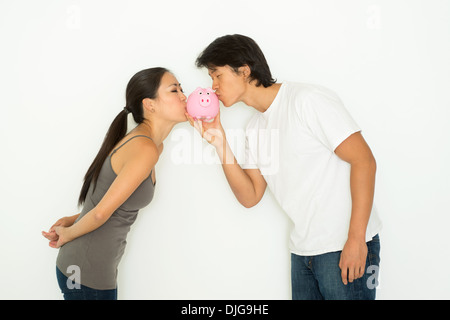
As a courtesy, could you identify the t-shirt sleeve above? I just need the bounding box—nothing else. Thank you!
[297,87,361,152]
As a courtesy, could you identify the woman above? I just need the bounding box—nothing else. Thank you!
[42,67,187,300]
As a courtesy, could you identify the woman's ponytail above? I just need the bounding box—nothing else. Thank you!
[78,108,128,206]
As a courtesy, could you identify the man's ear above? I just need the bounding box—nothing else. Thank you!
[239,65,251,80]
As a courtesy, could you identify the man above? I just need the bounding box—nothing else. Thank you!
[186,34,382,300]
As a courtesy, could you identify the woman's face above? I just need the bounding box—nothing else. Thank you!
[151,72,187,123]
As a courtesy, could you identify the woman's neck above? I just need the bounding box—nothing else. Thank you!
[135,119,175,147]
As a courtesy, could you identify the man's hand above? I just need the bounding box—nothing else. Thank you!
[185,110,226,150]
[339,237,368,285]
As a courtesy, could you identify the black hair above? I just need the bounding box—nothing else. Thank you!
[78,67,168,206]
[196,34,276,88]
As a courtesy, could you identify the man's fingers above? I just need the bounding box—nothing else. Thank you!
[193,120,204,138]
[203,130,215,144]
[185,113,195,126]
[341,265,366,285]
[341,267,348,285]
[348,267,355,283]
[358,265,365,278]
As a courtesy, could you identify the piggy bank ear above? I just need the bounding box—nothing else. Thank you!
[189,87,202,96]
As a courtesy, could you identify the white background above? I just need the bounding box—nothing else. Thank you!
[1,0,449,300]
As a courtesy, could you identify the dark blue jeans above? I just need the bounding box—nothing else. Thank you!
[56,267,117,300]
[291,234,380,300]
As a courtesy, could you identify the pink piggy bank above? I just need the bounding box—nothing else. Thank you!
[186,87,219,122]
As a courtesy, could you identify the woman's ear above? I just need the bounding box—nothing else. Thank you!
[142,98,156,113]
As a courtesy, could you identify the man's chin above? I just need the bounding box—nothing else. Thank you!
[220,100,232,107]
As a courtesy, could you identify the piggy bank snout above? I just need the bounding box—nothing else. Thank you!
[199,93,211,107]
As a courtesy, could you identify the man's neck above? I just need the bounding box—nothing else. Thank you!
[241,83,282,113]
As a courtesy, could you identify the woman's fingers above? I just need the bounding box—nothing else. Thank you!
[42,230,58,241]
[49,240,58,248]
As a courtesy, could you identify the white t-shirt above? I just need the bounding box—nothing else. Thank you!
[242,82,382,256]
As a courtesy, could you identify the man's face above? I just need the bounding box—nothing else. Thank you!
[208,65,247,107]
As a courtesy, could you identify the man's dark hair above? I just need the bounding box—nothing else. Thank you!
[196,34,276,88]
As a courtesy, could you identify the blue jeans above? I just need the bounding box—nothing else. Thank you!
[56,267,117,300]
[291,234,380,300]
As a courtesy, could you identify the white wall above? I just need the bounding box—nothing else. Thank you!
[1,0,449,300]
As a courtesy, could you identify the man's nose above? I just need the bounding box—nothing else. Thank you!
[212,79,219,91]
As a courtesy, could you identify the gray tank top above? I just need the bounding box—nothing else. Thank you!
[56,135,156,290]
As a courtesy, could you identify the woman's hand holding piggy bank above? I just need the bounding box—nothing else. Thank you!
[186,87,219,123]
